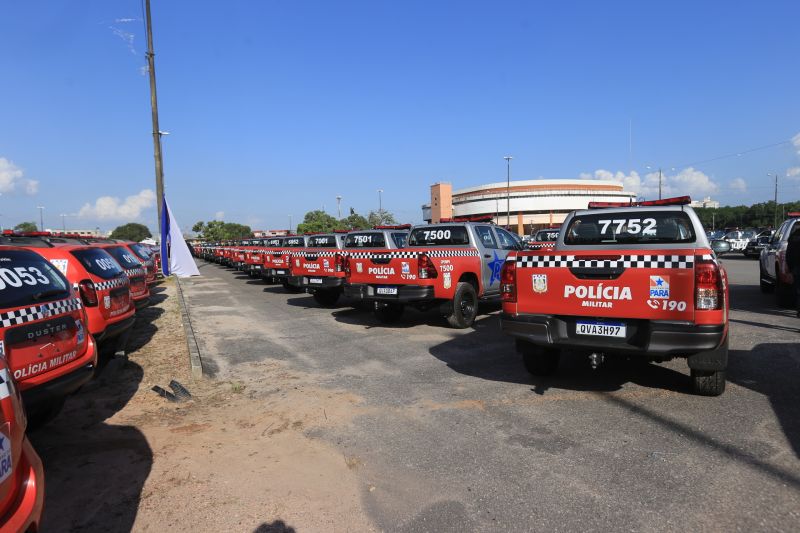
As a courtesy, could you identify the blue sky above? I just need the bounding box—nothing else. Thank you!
[1,0,799,233]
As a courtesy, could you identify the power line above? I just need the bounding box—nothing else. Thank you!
[667,138,793,170]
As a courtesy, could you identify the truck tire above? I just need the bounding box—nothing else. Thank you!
[445,282,478,329]
[690,369,726,396]
[775,268,796,307]
[312,289,340,308]
[281,279,303,293]
[759,265,773,293]
[519,342,559,376]
[375,302,404,323]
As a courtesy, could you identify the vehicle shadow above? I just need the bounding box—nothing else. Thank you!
[727,345,800,458]
[427,316,691,393]
[29,350,152,531]
[253,520,296,533]
[331,301,502,330]
[285,294,357,310]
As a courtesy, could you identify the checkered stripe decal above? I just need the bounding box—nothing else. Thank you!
[516,254,698,269]
[125,267,147,278]
[95,277,130,291]
[427,249,480,258]
[295,250,340,257]
[347,251,417,259]
[0,297,83,328]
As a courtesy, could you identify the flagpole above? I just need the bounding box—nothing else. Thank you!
[145,0,166,235]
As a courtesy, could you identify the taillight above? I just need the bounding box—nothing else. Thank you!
[79,279,98,307]
[418,253,438,279]
[695,258,722,310]
[343,256,351,275]
[500,259,516,302]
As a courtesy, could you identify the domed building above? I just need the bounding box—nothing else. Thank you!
[422,179,637,235]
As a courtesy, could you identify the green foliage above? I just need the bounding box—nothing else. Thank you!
[110,222,152,242]
[14,221,38,233]
[367,209,398,227]
[340,213,370,230]
[297,210,342,233]
[193,220,252,240]
[695,200,800,231]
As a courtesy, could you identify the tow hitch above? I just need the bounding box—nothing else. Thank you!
[589,352,605,370]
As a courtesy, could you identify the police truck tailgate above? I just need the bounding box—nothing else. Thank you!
[513,250,697,321]
[346,250,423,289]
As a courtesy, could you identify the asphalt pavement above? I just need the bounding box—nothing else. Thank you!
[180,255,800,532]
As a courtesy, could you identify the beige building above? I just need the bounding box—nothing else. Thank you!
[422,179,636,235]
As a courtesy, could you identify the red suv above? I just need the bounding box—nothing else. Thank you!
[92,244,151,310]
[0,246,98,418]
[0,357,45,531]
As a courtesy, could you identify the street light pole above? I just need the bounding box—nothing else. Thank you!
[377,189,383,212]
[145,0,166,234]
[658,167,662,200]
[288,215,292,233]
[336,196,342,219]
[37,206,44,231]
[504,156,513,228]
[60,213,67,232]
[771,173,778,229]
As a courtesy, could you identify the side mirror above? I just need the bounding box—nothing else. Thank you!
[711,239,731,255]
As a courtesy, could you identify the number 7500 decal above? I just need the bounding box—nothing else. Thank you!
[647,300,687,311]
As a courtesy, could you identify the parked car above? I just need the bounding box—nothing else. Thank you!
[91,244,151,310]
[759,214,800,306]
[723,230,757,252]
[744,235,771,258]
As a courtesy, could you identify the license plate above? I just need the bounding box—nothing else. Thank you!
[376,286,398,295]
[309,278,323,284]
[253,265,261,269]
[576,322,626,338]
[276,270,286,275]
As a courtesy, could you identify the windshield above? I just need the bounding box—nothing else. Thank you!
[345,232,386,248]
[105,246,143,269]
[307,235,338,248]
[128,243,153,260]
[0,249,70,308]
[534,229,559,242]
[71,248,126,280]
[391,232,408,248]
[408,226,470,246]
[264,238,282,247]
[564,211,696,246]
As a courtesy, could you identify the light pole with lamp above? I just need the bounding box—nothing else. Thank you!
[288,215,293,233]
[59,213,69,232]
[769,173,778,229]
[336,196,342,219]
[36,206,45,231]
[377,189,384,212]
[503,156,513,229]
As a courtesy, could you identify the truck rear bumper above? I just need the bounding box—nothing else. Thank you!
[344,283,435,303]
[500,313,726,357]
[295,276,344,290]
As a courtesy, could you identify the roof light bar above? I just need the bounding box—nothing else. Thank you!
[588,196,691,209]
[373,224,412,230]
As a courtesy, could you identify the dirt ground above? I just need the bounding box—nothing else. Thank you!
[29,279,373,533]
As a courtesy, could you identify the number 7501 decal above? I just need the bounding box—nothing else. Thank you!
[647,299,687,311]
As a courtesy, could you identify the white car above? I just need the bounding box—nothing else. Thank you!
[724,230,756,251]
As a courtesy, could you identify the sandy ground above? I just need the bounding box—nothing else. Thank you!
[30,279,373,533]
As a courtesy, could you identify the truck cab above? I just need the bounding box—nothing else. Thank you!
[344,218,522,328]
[500,196,730,396]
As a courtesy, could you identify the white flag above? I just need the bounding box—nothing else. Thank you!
[160,196,200,277]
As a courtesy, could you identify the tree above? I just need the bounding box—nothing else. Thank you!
[110,222,152,242]
[297,210,342,233]
[14,222,38,233]
[192,220,252,240]
[340,213,370,230]
[368,209,398,227]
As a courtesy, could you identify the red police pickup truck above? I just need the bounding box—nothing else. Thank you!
[286,232,347,306]
[500,197,730,396]
[344,218,522,328]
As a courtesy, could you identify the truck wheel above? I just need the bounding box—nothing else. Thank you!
[313,289,340,308]
[775,269,796,307]
[281,280,303,293]
[446,282,478,329]
[690,369,726,396]
[375,302,404,323]
[519,342,559,376]
[759,265,773,293]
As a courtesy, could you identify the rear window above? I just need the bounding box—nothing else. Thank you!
[0,249,70,308]
[307,235,337,248]
[283,237,305,247]
[71,248,126,280]
[409,226,470,246]
[564,211,696,245]
[345,232,386,248]
[534,229,559,242]
[265,238,283,247]
[105,246,143,269]
[128,243,153,260]
[391,232,408,248]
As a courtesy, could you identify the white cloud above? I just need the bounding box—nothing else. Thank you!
[581,167,719,199]
[793,132,800,155]
[78,189,156,220]
[787,167,800,178]
[0,157,39,195]
[729,178,747,193]
[214,211,225,221]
